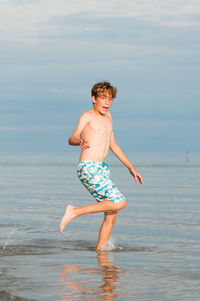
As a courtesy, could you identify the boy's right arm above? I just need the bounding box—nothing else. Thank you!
[68,112,90,149]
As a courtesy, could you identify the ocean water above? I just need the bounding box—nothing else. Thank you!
[0,152,200,301]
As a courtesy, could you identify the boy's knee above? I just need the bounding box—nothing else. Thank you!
[117,200,126,210]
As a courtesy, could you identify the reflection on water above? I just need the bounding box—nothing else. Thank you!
[60,251,125,300]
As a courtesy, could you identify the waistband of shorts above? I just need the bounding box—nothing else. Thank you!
[78,160,108,167]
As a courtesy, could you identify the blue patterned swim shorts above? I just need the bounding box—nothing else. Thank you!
[77,160,126,203]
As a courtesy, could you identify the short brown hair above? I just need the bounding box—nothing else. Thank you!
[91,81,117,99]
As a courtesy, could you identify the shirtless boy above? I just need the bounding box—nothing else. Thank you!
[60,81,143,251]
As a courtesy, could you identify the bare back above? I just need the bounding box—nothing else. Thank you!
[80,110,112,162]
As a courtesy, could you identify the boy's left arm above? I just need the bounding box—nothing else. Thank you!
[110,131,144,184]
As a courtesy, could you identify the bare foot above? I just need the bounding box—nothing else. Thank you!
[60,205,76,233]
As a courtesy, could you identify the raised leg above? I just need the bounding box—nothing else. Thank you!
[96,211,118,251]
[60,200,126,233]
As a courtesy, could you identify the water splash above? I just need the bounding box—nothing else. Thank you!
[3,225,17,251]
[102,237,123,251]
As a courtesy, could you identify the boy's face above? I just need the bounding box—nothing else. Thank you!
[92,93,113,115]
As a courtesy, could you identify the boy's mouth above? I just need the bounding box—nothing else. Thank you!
[102,106,109,110]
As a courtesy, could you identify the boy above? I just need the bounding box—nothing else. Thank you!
[60,81,143,251]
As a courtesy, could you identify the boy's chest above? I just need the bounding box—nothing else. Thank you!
[88,116,112,134]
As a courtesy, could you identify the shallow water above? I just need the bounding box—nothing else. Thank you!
[0,152,200,300]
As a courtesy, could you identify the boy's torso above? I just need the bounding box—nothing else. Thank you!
[80,110,112,162]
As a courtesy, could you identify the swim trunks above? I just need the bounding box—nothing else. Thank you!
[77,160,126,203]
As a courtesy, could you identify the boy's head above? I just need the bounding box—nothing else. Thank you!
[91,81,117,103]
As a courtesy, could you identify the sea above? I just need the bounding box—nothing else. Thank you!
[0,152,200,301]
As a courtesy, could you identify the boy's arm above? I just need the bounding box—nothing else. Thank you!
[110,131,144,184]
[68,112,90,150]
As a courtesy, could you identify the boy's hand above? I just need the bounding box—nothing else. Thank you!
[80,138,90,150]
[129,167,144,184]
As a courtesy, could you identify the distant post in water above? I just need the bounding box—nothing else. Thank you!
[186,151,189,162]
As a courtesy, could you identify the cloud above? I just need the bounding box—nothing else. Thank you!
[0,0,200,41]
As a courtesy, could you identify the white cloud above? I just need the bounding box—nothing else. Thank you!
[0,0,200,41]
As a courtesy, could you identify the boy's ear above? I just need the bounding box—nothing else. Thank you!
[92,96,96,104]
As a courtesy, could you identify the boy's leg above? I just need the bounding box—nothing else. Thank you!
[96,211,118,251]
[60,200,126,233]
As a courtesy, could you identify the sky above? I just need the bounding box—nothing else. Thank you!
[0,0,200,152]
